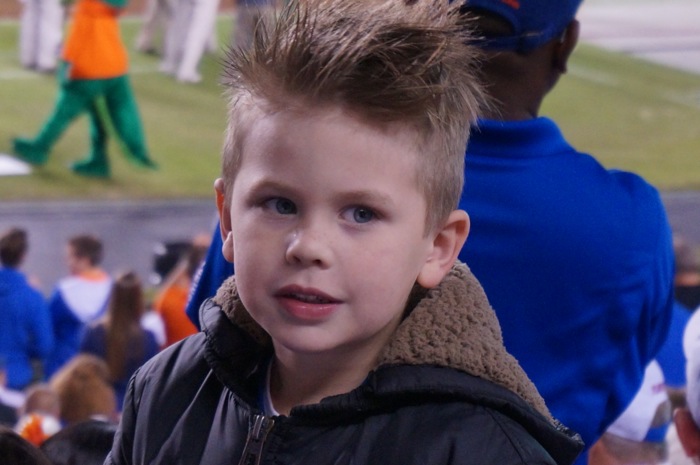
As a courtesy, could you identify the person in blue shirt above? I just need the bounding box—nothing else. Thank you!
[45,234,112,378]
[0,228,53,390]
[184,223,227,328]
[656,300,692,408]
[455,0,674,462]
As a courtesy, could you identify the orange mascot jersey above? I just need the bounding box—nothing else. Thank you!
[62,0,128,80]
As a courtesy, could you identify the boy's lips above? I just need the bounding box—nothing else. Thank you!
[274,285,341,320]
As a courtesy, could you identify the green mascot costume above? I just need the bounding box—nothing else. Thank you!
[13,0,157,178]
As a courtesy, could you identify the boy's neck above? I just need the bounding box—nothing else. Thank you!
[269,349,377,415]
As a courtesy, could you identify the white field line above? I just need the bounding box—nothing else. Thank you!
[568,63,700,111]
[0,63,160,80]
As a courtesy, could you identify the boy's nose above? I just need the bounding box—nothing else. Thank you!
[285,225,332,268]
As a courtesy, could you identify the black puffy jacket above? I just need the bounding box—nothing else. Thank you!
[107,264,583,465]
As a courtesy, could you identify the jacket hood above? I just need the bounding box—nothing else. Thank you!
[213,262,550,418]
[208,262,583,464]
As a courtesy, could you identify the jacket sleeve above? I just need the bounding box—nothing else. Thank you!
[185,223,233,330]
[106,371,140,465]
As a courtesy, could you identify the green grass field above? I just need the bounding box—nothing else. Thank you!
[544,45,700,190]
[1,16,699,201]
[0,17,233,201]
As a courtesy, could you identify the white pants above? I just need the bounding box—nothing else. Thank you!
[18,0,64,71]
[160,0,220,82]
[135,0,175,53]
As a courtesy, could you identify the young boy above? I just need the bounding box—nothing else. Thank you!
[106,1,583,464]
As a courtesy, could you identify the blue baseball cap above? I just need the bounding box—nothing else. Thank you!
[458,0,583,52]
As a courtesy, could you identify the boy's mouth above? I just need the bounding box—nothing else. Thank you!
[275,286,340,304]
[287,293,332,304]
[275,285,341,320]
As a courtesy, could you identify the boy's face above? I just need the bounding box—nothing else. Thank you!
[216,106,463,363]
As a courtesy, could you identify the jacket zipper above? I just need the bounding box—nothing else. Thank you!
[237,414,275,465]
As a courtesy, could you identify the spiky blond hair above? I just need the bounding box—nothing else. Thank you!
[221,0,484,232]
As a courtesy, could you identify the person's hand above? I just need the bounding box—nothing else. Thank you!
[675,408,700,464]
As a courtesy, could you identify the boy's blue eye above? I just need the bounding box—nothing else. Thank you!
[275,198,297,214]
[265,198,297,215]
[352,207,374,224]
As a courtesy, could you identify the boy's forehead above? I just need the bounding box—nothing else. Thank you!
[239,95,421,143]
[239,103,424,165]
[238,92,423,133]
[225,96,431,209]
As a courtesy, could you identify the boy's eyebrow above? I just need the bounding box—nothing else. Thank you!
[247,179,294,195]
[248,179,396,208]
[333,189,396,209]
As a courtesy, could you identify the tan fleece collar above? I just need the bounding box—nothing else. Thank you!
[212,262,551,421]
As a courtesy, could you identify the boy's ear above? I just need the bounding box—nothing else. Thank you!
[674,408,700,458]
[416,210,470,289]
[214,178,235,263]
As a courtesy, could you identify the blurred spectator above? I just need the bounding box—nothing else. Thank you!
[140,309,166,349]
[588,360,671,465]
[0,425,52,465]
[48,354,117,426]
[151,240,191,286]
[18,0,64,73]
[134,0,174,55]
[685,307,700,358]
[0,404,16,428]
[656,300,692,410]
[0,358,23,427]
[674,235,700,311]
[40,419,117,465]
[15,384,62,447]
[454,2,674,462]
[45,234,112,378]
[79,272,159,410]
[0,227,54,390]
[153,234,209,347]
[673,307,700,464]
[184,223,230,328]
[160,0,220,83]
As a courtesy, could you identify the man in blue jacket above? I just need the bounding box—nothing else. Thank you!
[456,0,674,462]
[0,228,53,390]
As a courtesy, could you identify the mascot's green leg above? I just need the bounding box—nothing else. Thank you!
[70,99,110,178]
[13,75,93,166]
[105,76,158,169]
[12,137,49,165]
